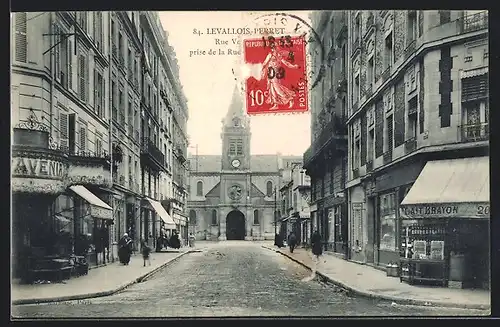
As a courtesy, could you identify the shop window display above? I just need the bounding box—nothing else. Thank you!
[379,192,396,251]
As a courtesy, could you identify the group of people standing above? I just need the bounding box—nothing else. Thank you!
[117,231,184,267]
[274,230,323,258]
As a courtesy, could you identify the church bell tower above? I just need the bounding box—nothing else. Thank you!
[221,86,251,171]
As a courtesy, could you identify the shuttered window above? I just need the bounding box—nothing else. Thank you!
[386,115,394,153]
[95,137,103,157]
[79,126,87,152]
[78,54,87,101]
[15,13,27,63]
[360,114,367,166]
[461,74,488,102]
[68,40,73,90]
[375,99,384,158]
[59,112,69,150]
[394,78,406,147]
[94,70,104,118]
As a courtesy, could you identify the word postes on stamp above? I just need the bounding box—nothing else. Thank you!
[243,35,308,115]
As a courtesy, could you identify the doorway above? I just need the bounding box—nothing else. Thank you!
[226,210,246,240]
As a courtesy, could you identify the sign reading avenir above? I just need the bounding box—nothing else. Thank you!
[400,202,490,219]
[12,157,66,179]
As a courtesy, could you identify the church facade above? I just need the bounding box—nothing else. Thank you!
[187,87,302,241]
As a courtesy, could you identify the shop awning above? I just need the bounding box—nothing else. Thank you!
[69,185,113,220]
[400,157,489,219]
[144,198,176,229]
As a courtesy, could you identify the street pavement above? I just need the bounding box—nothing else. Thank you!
[264,246,491,311]
[12,242,488,318]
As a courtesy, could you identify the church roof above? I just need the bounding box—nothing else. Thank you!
[223,85,249,128]
[205,182,221,197]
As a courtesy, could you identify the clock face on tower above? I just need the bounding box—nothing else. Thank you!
[231,159,241,168]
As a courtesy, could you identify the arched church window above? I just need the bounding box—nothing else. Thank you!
[266,181,273,197]
[189,210,197,225]
[211,209,217,225]
[253,210,260,225]
[196,181,203,196]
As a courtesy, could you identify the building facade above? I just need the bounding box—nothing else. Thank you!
[304,11,349,257]
[11,11,188,282]
[344,10,489,288]
[187,87,301,241]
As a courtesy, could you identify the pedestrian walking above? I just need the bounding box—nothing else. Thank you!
[141,240,152,267]
[288,231,297,253]
[311,230,323,274]
[274,233,284,248]
[118,233,133,265]
[188,232,196,247]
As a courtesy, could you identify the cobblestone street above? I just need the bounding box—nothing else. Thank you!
[12,242,488,318]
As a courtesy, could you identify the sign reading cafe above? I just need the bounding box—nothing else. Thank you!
[401,202,490,219]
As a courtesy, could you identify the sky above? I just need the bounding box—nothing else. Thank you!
[158,11,312,156]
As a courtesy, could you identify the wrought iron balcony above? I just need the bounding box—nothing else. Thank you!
[366,160,373,173]
[459,123,489,143]
[404,137,417,154]
[460,11,488,34]
[176,145,186,163]
[141,137,166,172]
[303,115,348,168]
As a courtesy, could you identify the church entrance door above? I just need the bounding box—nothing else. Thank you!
[226,210,246,240]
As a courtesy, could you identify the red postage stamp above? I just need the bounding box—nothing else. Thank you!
[243,35,308,115]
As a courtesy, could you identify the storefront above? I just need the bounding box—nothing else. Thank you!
[399,157,490,289]
[172,210,188,244]
[142,197,176,248]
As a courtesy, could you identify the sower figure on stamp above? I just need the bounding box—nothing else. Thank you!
[260,43,299,109]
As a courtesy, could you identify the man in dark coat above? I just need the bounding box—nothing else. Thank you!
[311,230,323,258]
[169,232,181,249]
[274,233,284,248]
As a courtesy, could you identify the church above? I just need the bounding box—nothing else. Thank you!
[186,87,302,241]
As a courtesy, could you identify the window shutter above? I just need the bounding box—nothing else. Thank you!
[360,114,367,166]
[59,112,69,150]
[375,99,384,158]
[15,13,27,63]
[68,40,73,90]
[94,69,98,110]
[461,74,488,102]
[85,57,89,103]
[79,126,87,152]
[101,77,106,118]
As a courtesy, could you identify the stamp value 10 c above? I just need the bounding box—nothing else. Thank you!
[243,35,309,115]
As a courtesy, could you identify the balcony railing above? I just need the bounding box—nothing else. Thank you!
[459,123,489,142]
[404,40,416,60]
[383,150,392,165]
[176,145,186,163]
[304,115,347,167]
[404,137,417,154]
[366,160,373,173]
[141,137,165,170]
[460,11,488,34]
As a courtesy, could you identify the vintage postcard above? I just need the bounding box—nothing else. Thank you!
[11,10,491,319]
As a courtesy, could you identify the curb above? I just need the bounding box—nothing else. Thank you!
[262,246,490,311]
[12,250,193,305]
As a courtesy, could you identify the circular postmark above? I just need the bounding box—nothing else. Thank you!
[231,12,325,115]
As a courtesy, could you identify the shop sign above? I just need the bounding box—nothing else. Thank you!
[91,205,112,220]
[400,202,490,219]
[12,157,67,180]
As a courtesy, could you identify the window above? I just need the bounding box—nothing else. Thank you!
[94,70,104,118]
[367,57,374,90]
[384,33,393,69]
[293,192,298,210]
[461,100,488,141]
[385,114,394,153]
[407,11,417,44]
[379,192,396,251]
[128,100,133,134]
[367,128,375,162]
[119,89,125,125]
[93,12,103,51]
[95,137,102,156]
[78,53,88,101]
[189,210,197,225]
[340,44,346,75]
[111,81,117,121]
[407,96,418,139]
[128,48,133,75]
[14,13,27,63]
[266,181,273,197]
[354,139,361,168]
[196,181,203,196]
[354,75,360,104]
[59,111,69,150]
[79,125,87,153]
[253,210,260,225]
[211,210,217,225]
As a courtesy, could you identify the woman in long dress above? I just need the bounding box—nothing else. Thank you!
[118,233,132,265]
[261,46,300,109]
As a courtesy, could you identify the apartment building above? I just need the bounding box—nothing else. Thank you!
[345,10,489,288]
[303,11,349,257]
[11,11,189,281]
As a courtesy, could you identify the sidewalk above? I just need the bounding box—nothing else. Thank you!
[263,246,490,311]
[11,250,193,305]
